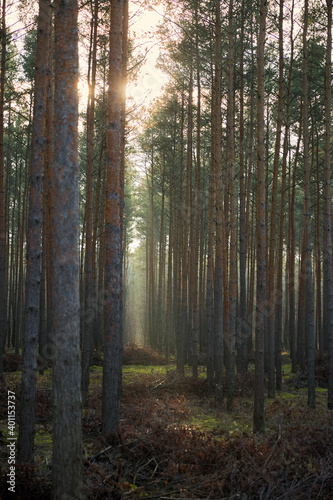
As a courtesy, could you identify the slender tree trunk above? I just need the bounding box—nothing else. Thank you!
[176,92,185,371]
[266,0,284,399]
[324,0,333,410]
[102,0,124,436]
[18,0,50,462]
[158,158,166,351]
[43,20,54,370]
[227,0,236,410]
[253,0,268,434]
[148,152,156,348]
[82,0,99,396]
[289,111,301,373]
[315,141,322,358]
[302,0,315,409]
[273,0,285,392]
[237,0,247,374]
[192,2,201,377]
[206,71,216,389]
[213,0,223,404]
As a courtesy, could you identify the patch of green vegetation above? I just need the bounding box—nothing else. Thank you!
[315,387,327,394]
[35,428,53,447]
[122,364,170,382]
[4,371,21,387]
[188,401,252,436]
[281,363,294,376]
[278,390,303,400]
[90,365,103,373]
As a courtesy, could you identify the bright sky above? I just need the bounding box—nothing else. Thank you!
[127,1,168,109]
[6,0,168,113]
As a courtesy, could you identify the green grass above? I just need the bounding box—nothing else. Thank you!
[122,364,171,381]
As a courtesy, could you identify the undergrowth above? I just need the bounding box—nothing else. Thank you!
[0,345,333,499]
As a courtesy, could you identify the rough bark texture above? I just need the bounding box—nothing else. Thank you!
[18,0,50,462]
[253,0,268,435]
[52,0,83,496]
[102,0,124,437]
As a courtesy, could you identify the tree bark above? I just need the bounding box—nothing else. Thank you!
[102,0,124,436]
[227,0,236,410]
[324,0,333,410]
[52,0,83,495]
[237,0,247,374]
[253,0,268,435]
[302,0,315,409]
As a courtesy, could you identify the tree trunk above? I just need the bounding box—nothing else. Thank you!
[102,0,124,436]
[192,2,201,377]
[324,0,333,410]
[82,0,99,396]
[237,0,247,374]
[213,0,223,404]
[266,0,284,399]
[302,0,315,409]
[52,0,83,495]
[273,0,285,393]
[253,0,268,435]
[227,0,236,410]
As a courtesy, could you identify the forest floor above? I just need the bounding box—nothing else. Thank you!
[0,346,333,499]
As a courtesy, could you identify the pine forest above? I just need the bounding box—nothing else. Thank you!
[0,0,333,498]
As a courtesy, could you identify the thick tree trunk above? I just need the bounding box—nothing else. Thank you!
[102,0,124,436]
[52,0,83,495]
